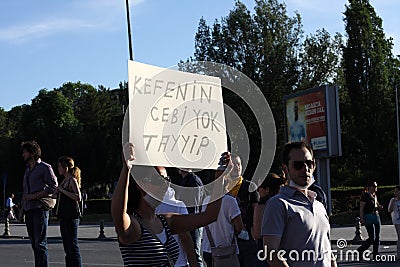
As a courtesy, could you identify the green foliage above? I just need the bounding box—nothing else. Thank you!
[298,29,344,90]
[2,0,400,191]
[0,108,6,138]
[339,0,398,184]
[330,185,396,225]
[184,0,348,177]
[0,82,127,193]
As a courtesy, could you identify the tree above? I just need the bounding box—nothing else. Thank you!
[0,108,6,138]
[194,18,211,62]
[298,29,343,90]
[342,0,396,182]
[20,89,78,161]
[185,0,342,173]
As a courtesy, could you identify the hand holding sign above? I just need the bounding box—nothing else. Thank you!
[127,61,227,170]
[123,143,136,169]
[215,151,233,180]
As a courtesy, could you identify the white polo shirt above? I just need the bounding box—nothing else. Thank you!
[262,186,332,267]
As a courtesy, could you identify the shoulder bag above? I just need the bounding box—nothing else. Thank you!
[38,195,57,210]
[205,225,240,267]
[364,213,380,225]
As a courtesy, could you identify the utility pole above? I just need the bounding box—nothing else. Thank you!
[125,0,134,61]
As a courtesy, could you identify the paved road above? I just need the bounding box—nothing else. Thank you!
[0,221,398,266]
[0,238,123,266]
[0,221,122,266]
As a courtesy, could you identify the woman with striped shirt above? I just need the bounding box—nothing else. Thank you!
[112,144,228,266]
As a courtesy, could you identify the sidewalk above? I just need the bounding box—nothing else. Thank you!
[0,221,117,240]
[2,221,397,245]
[331,224,398,246]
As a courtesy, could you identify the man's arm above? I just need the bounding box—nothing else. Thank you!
[179,231,198,267]
[263,235,289,267]
[252,203,263,240]
[38,163,58,198]
[232,214,244,235]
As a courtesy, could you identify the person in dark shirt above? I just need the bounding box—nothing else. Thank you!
[21,140,58,267]
[357,181,382,259]
[252,173,285,267]
[112,144,228,267]
[178,169,205,267]
[56,156,83,267]
[227,155,258,267]
[309,181,328,210]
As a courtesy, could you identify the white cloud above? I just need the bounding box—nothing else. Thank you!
[0,0,148,44]
[0,18,95,44]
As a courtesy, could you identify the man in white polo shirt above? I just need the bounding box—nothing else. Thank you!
[261,141,337,267]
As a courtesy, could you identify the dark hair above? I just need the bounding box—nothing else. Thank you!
[259,173,285,196]
[362,180,377,194]
[58,156,81,188]
[281,141,314,166]
[395,185,400,190]
[21,140,41,160]
[126,165,165,213]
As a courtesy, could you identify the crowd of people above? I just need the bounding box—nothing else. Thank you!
[109,141,339,267]
[2,139,400,266]
[20,140,83,267]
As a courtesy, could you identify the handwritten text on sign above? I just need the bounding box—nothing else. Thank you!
[127,61,227,169]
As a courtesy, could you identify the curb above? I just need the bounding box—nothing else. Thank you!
[0,235,117,242]
[331,239,397,246]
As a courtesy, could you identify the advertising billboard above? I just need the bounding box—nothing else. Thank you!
[284,85,341,158]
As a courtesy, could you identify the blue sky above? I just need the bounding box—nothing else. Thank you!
[1,0,399,111]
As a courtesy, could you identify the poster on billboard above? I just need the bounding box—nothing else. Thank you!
[127,60,228,169]
[284,85,341,158]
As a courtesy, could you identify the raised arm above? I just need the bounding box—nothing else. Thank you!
[166,177,224,234]
[111,144,141,245]
[165,152,231,234]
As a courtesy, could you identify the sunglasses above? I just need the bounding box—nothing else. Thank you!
[291,160,315,170]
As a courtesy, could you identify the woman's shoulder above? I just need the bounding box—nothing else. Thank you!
[361,192,372,200]
[223,193,236,201]
[223,194,239,206]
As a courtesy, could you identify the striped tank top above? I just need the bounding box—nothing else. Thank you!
[119,214,180,266]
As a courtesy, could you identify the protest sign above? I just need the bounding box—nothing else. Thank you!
[127,61,227,169]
